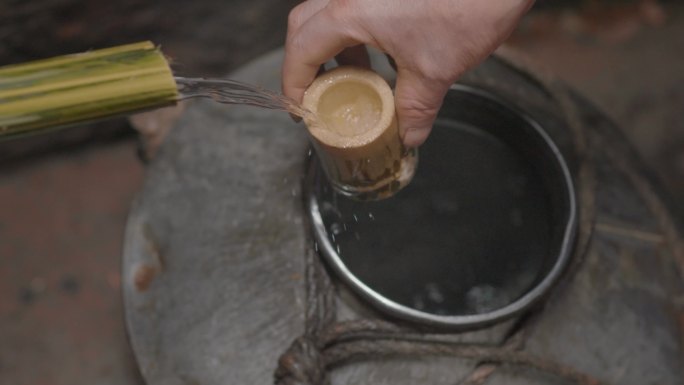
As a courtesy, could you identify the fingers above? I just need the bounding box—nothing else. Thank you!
[394,69,450,148]
[286,0,329,38]
[335,45,371,68]
[283,6,360,103]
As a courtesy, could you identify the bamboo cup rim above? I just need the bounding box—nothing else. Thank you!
[302,66,396,149]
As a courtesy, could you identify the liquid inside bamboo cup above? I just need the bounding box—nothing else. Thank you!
[302,66,417,201]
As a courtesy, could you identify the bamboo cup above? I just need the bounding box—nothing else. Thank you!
[302,66,417,201]
[0,41,178,140]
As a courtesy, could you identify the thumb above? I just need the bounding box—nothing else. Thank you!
[394,69,449,148]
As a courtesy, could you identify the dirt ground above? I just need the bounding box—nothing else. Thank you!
[0,1,682,384]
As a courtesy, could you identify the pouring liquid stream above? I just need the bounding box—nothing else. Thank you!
[174,74,414,201]
[174,76,317,123]
[175,76,396,143]
[174,76,366,134]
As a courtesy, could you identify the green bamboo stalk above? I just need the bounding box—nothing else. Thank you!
[0,41,179,140]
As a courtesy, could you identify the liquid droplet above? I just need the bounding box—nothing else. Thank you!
[330,222,343,235]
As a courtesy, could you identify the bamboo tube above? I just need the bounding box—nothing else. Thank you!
[303,66,417,200]
[0,41,178,140]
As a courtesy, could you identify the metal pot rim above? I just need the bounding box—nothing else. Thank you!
[305,83,578,330]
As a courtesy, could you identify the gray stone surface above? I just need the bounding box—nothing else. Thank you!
[123,50,309,385]
[123,49,684,384]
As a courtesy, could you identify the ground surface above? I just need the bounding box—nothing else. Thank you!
[0,1,682,384]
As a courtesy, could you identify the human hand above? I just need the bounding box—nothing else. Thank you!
[282,0,534,147]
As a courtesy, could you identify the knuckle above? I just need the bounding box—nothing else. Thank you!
[330,0,352,12]
[396,95,441,119]
[327,0,355,22]
[413,57,452,84]
[287,4,307,31]
[286,32,306,55]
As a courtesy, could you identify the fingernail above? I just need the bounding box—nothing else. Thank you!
[401,127,427,148]
[290,113,302,123]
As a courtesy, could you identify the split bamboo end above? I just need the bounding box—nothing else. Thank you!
[0,41,178,140]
